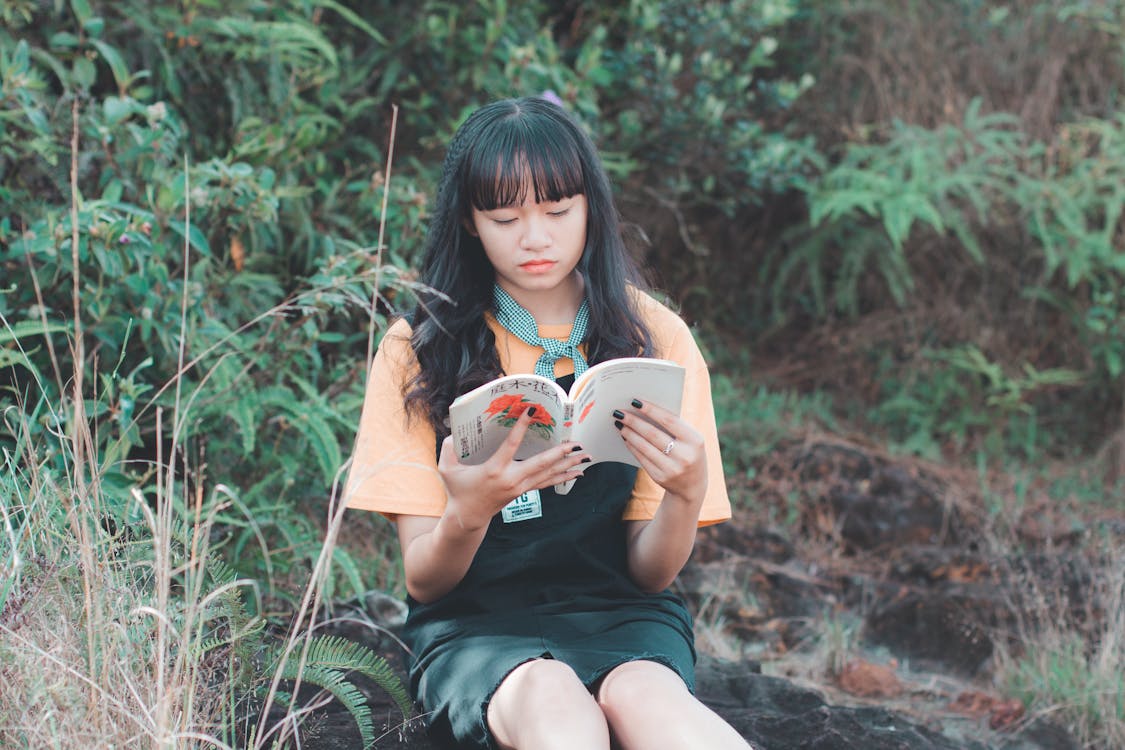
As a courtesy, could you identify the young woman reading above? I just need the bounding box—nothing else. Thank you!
[346,96,751,750]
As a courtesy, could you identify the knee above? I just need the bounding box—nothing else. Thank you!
[511,659,586,704]
[597,659,687,714]
[519,661,589,701]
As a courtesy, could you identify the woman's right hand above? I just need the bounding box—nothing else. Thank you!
[438,406,590,532]
[399,408,589,603]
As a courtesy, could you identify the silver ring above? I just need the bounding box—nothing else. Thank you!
[663,439,676,455]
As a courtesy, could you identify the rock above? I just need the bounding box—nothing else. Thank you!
[677,553,833,654]
[999,717,1083,750]
[864,588,994,676]
[365,590,409,628]
[695,522,797,564]
[787,441,974,554]
[695,655,988,750]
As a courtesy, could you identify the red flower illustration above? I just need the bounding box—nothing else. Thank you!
[507,400,555,426]
[485,394,524,417]
[529,406,555,427]
[484,394,556,437]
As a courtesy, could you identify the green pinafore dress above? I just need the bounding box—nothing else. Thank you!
[403,377,698,750]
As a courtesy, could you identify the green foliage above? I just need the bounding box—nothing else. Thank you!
[779,100,1024,317]
[1025,114,1125,383]
[869,345,1081,460]
[353,0,604,160]
[711,369,838,483]
[591,0,819,221]
[0,0,422,593]
[742,0,1125,460]
[776,81,1125,456]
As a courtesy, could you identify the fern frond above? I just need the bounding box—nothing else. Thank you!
[272,660,376,748]
[263,634,412,749]
[301,635,412,718]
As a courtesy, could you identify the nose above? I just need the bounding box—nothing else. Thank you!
[519,215,551,250]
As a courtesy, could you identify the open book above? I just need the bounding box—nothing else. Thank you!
[449,358,685,493]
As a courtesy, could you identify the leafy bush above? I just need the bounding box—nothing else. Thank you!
[0,0,426,592]
[580,0,821,306]
[776,100,1024,318]
[3,0,1123,562]
[773,63,1125,457]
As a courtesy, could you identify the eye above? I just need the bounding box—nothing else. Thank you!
[492,217,517,226]
[548,207,571,218]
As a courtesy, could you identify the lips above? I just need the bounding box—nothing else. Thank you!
[520,260,557,274]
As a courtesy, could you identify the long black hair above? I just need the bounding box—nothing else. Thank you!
[404,96,653,435]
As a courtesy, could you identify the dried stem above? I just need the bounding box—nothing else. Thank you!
[365,103,399,378]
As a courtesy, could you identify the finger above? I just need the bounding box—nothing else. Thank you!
[531,459,591,491]
[617,415,704,470]
[613,405,674,450]
[489,404,539,464]
[625,397,679,431]
[514,438,585,473]
[616,419,671,469]
[437,434,460,468]
[523,443,590,486]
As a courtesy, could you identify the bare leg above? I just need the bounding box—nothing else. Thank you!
[487,658,611,750]
[596,660,752,750]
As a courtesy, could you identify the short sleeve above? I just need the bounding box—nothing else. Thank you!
[344,318,447,519]
[621,298,731,527]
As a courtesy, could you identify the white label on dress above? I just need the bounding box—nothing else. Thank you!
[501,489,542,523]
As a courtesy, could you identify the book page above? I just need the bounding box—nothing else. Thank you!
[449,376,568,464]
[569,359,685,466]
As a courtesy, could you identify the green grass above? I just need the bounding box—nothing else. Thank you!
[996,557,1124,748]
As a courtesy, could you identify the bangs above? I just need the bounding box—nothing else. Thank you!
[465,116,586,210]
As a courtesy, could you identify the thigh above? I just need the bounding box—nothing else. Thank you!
[487,659,607,750]
[596,660,751,750]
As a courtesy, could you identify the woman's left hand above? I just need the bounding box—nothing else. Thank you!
[613,399,707,505]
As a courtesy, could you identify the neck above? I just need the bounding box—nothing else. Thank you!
[500,273,585,325]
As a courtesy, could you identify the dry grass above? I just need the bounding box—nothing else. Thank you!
[0,449,236,748]
[991,535,1125,749]
[0,368,387,749]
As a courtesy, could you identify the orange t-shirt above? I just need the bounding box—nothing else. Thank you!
[344,291,731,526]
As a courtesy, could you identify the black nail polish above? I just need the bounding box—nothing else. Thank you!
[612,409,625,420]
[614,420,623,430]
[571,445,582,452]
[527,406,537,417]
[631,398,643,409]
[581,457,591,463]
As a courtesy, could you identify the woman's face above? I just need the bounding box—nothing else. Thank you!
[470,190,587,306]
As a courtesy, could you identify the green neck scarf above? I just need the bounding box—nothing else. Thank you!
[492,285,590,380]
